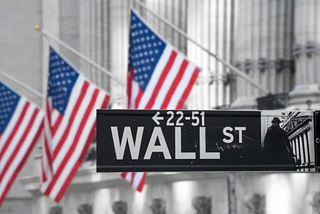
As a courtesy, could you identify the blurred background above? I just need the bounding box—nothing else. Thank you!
[1,0,320,213]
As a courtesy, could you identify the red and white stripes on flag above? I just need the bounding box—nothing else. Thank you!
[40,47,110,202]
[121,172,146,192]
[124,11,200,192]
[128,44,199,110]
[0,83,44,207]
[128,45,199,109]
[127,10,199,110]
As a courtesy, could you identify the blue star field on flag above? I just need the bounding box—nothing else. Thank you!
[0,82,20,134]
[128,11,166,91]
[47,47,79,115]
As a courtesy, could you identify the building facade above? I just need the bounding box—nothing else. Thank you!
[1,0,320,214]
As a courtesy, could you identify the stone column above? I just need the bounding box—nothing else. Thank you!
[59,0,79,68]
[231,0,295,109]
[92,189,114,214]
[186,0,234,109]
[290,0,320,109]
[109,0,129,109]
[231,0,257,109]
[34,0,61,210]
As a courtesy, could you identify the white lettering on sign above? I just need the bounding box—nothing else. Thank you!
[199,127,220,159]
[111,126,144,160]
[111,126,222,160]
[144,127,172,159]
[175,127,196,159]
[152,111,164,125]
[151,111,205,126]
[176,111,184,126]
[222,126,234,143]
[222,126,246,143]
[235,127,246,143]
[166,111,175,126]
[191,111,200,126]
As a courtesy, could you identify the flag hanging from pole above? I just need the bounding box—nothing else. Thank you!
[127,10,199,109]
[124,10,199,191]
[40,47,110,202]
[121,172,146,192]
[0,81,44,207]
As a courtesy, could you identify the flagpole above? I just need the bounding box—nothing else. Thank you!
[126,0,132,109]
[132,0,270,95]
[0,69,45,99]
[39,30,126,87]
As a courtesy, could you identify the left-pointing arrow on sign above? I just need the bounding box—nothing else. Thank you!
[152,111,164,125]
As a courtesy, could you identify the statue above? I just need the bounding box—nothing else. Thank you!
[112,201,127,214]
[149,198,166,214]
[49,206,62,214]
[244,194,265,214]
[78,204,92,214]
[192,196,211,214]
[311,192,320,214]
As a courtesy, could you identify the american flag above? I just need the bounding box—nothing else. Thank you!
[124,10,199,191]
[0,81,44,207]
[127,10,199,109]
[40,47,110,202]
[121,172,147,192]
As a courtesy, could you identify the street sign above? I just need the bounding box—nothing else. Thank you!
[97,110,319,172]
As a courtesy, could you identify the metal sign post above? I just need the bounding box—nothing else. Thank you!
[97,110,319,172]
